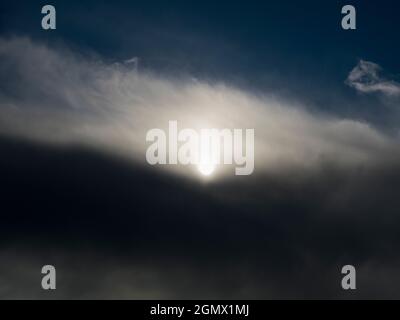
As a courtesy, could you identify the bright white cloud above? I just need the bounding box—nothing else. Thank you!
[0,37,398,179]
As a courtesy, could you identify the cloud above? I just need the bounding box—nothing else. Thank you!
[2,38,400,298]
[2,136,400,299]
[0,37,398,180]
[346,59,400,96]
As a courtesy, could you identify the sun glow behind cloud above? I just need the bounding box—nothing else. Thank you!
[0,37,398,181]
[197,144,216,176]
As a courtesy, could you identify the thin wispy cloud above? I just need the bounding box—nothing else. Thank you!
[346,59,400,96]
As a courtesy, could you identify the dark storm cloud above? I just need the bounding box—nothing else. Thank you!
[1,134,400,299]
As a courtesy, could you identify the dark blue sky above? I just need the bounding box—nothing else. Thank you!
[1,0,399,122]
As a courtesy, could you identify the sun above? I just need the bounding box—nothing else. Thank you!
[197,162,215,176]
[197,146,216,176]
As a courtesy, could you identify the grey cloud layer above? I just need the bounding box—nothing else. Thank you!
[2,138,400,299]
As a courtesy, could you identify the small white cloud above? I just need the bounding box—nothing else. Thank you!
[346,60,400,96]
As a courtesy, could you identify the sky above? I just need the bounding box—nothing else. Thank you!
[1,0,400,299]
